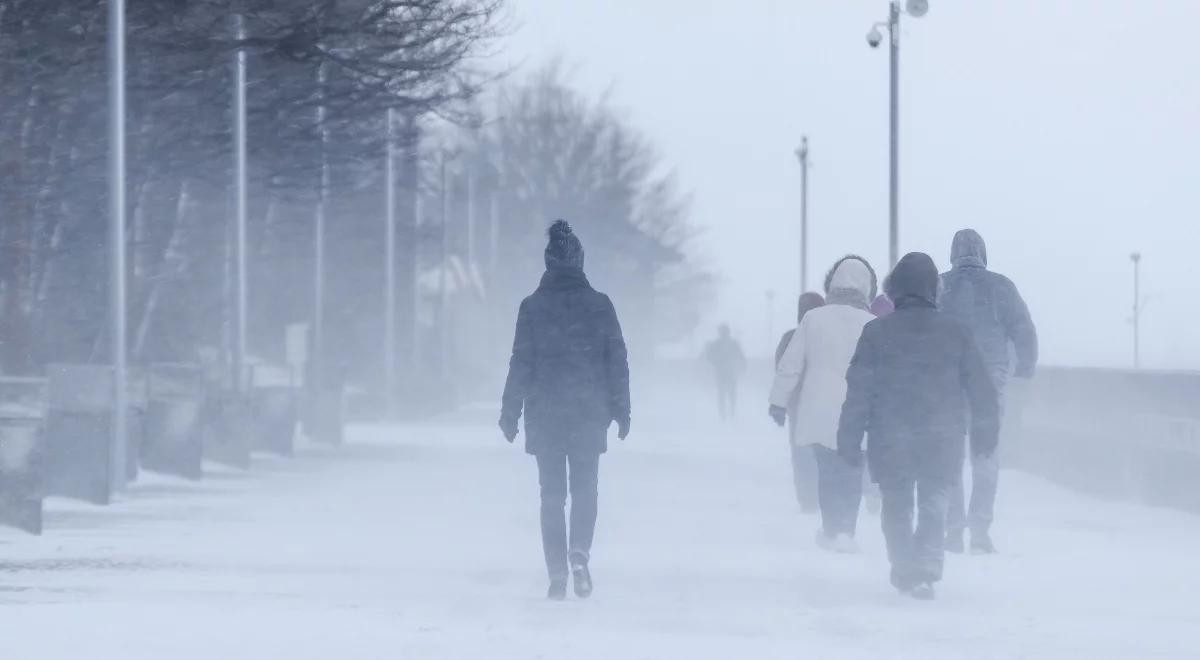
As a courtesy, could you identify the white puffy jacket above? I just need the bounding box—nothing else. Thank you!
[769,259,875,448]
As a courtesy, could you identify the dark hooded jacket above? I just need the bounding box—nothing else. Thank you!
[500,256,630,456]
[939,230,1038,380]
[837,252,1000,483]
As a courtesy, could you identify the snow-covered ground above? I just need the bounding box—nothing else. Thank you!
[3,385,1199,659]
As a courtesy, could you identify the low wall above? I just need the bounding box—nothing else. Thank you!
[1009,367,1200,513]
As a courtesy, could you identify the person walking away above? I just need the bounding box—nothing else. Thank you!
[939,229,1038,554]
[837,252,999,600]
[774,292,825,512]
[705,324,746,421]
[500,220,631,601]
[769,256,877,552]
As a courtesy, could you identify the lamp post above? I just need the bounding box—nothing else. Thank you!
[794,136,810,293]
[867,0,928,270]
[384,108,397,418]
[108,0,128,490]
[233,13,248,392]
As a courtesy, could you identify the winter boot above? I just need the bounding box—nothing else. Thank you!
[909,582,936,601]
[945,529,965,554]
[815,529,838,552]
[971,530,997,555]
[569,552,593,599]
[831,534,861,554]
[547,577,568,601]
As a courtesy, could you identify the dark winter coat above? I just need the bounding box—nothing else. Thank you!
[501,267,631,456]
[837,252,1000,484]
[939,230,1038,380]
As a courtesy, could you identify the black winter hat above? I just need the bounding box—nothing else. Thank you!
[884,252,939,305]
[544,219,585,270]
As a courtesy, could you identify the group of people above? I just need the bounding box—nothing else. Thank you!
[768,230,1037,599]
[499,219,1036,603]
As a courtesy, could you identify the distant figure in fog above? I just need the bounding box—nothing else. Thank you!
[500,220,631,601]
[774,292,825,512]
[837,252,999,600]
[939,229,1038,555]
[769,256,876,553]
[705,324,746,420]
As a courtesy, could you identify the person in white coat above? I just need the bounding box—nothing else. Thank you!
[769,256,877,553]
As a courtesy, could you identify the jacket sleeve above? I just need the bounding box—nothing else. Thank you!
[500,299,535,426]
[602,296,631,424]
[768,317,809,409]
[774,330,794,368]
[837,325,876,457]
[961,331,1001,457]
[998,278,1038,378]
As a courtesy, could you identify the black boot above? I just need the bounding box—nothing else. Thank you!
[570,552,593,599]
[970,530,997,555]
[909,582,936,601]
[547,577,568,601]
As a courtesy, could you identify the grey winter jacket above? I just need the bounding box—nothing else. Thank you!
[838,252,1000,484]
[501,267,631,456]
[939,230,1038,380]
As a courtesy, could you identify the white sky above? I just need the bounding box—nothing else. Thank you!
[500,0,1200,369]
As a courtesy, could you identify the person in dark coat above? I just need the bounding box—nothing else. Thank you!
[939,229,1038,554]
[500,220,631,601]
[775,292,826,511]
[705,324,746,420]
[837,252,999,600]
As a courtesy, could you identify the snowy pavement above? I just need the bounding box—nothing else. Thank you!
[3,403,1200,659]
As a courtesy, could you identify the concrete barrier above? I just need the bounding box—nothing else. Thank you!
[250,364,298,457]
[0,377,47,534]
[141,364,207,479]
[1011,367,1200,513]
[44,365,122,504]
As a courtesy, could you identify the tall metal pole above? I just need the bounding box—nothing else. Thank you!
[888,0,900,271]
[796,136,810,292]
[108,0,128,490]
[233,14,248,392]
[1132,252,1141,369]
[384,108,397,418]
[313,63,328,396]
[439,153,450,377]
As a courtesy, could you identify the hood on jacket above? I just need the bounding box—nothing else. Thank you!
[950,229,988,269]
[544,219,585,270]
[823,255,877,307]
[885,252,939,308]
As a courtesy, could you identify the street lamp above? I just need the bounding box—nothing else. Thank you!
[867,0,928,270]
[794,137,810,293]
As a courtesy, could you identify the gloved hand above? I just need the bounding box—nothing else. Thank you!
[1014,363,1035,380]
[769,405,787,428]
[498,417,518,443]
[616,417,630,440]
[839,447,864,468]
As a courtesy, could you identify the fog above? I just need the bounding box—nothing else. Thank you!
[2,2,1199,659]
[505,0,1200,368]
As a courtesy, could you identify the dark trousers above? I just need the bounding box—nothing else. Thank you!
[789,443,818,510]
[716,377,737,420]
[879,476,951,587]
[812,445,863,537]
[536,453,600,580]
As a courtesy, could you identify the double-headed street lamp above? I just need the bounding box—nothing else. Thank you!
[867,0,928,271]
